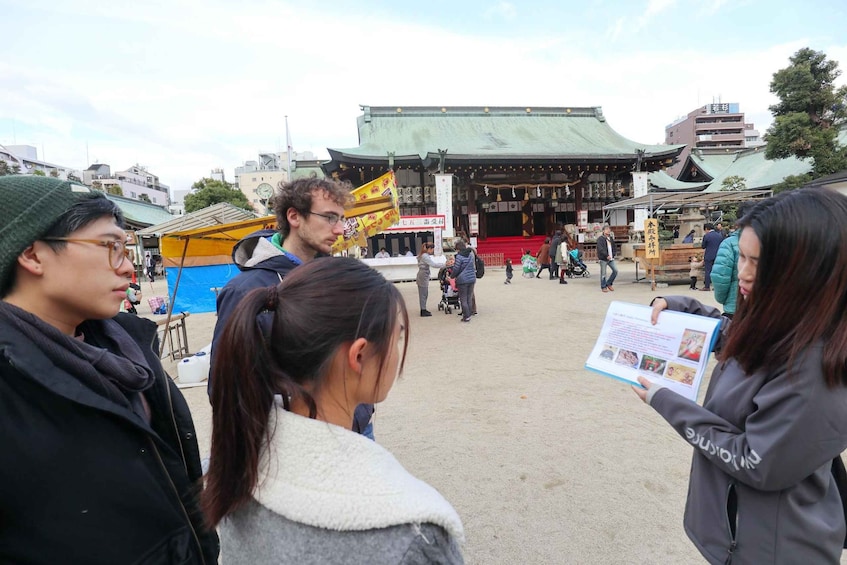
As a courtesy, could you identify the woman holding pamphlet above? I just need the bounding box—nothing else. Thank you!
[633,188,847,565]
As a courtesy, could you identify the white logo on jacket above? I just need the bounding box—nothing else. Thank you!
[685,427,761,471]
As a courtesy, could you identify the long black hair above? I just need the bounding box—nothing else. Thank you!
[721,187,847,387]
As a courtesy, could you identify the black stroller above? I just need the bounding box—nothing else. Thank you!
[565,249,591,278]
[436,266,460,315]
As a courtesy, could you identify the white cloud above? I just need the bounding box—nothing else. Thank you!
[2,1,846,194]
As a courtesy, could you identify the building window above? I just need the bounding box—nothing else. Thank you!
[252,177,257,182]
[131,191,136,198]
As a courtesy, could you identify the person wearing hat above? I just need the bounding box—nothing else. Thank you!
[0,176,218,564]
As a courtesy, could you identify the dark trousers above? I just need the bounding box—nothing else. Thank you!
[458,282,475,320]
[704,259,715,289]
[537,263,551,278]
[690,276,697,289]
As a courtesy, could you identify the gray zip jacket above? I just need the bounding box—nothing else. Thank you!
[220,407,464,564]
[647,296,847,564]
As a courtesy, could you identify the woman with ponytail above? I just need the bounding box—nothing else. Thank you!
[203,256,464,564]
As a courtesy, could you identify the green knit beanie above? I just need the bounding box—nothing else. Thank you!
[0,175,98,296]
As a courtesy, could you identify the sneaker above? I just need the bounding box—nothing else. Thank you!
[420,310,432,317]
[699,287,711,291]
[602,288,609,293]
[608,285,615,291]
[461,317,471,323]
[560,280,568,284]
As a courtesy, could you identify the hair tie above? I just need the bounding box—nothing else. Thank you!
[266,288,278,310]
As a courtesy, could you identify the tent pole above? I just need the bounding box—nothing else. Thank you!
[159,236,190,359]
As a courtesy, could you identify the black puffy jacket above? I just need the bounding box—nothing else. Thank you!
[0,313,219,564]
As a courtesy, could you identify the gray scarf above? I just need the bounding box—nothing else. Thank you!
[0,301,156,421]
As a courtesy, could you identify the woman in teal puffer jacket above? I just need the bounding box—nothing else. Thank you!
[711,230,739,316]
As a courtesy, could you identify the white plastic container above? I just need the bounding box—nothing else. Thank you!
[177,351,210,384]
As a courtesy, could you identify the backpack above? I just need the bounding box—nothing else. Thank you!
[474,253,485,279]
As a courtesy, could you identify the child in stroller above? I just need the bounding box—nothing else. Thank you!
[565,248,591,278]
[436,265,461,314]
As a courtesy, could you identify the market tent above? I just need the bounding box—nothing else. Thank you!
[160,215,277,313]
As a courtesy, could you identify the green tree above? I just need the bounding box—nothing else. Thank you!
[32,169,46,176]
[138,193,152,203]
[184,177,253,213]
[772,173,813,193]
[0,161,12,176]
[104,184,123,196]
[721,175,747,191]
[765,47,847,179]
[49,169,59,178]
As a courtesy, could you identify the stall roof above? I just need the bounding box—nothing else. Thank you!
[603,190,773,211]
[137,202,256,236]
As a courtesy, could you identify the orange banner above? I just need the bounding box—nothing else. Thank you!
[332,171,399,253]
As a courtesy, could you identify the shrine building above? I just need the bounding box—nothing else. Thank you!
[323,105,684,256]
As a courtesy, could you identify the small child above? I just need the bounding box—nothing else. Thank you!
[504,258,513,284]
[689,255,704,290]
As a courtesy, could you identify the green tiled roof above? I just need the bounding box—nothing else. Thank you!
[648,170,711,190]
[104,193,174,227]
[329,106,684,163]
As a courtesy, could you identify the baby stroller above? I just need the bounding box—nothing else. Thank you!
[436,266,460,315]
[565,249,591,278]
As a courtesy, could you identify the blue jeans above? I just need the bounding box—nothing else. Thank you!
[600,259,618,289]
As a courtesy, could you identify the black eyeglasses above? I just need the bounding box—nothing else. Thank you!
[309,211,345,226]
[42,238,130,270]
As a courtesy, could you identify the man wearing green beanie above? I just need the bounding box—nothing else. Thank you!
[0,176,218,564]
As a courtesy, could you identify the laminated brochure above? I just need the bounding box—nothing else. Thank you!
[585,301,722,402]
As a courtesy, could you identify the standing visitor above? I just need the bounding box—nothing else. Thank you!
[450,240,476,323]
[700,223,724,292]
[0,176,218,564]
[549,230,562,279]
[535,238,552,279]
[504,257,513,284]
[596,225,618,293]
[144,250,155,282]
[416,242,444,317]
[634,188,847,564]
[203,258,464,564]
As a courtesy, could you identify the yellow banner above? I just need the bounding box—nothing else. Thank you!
[332,171,400,253]
[644,219,660,259]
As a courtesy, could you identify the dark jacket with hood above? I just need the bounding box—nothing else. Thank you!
[0,312,219,564]
[211,230,373,433]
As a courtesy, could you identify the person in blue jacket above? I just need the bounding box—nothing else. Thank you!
[450,239,477,322]
[634,188,847,564]
[211,177,376,439]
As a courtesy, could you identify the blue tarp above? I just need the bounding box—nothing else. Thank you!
[165,264,242,314]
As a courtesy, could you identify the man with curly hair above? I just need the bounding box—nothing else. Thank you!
[210,178,376,438]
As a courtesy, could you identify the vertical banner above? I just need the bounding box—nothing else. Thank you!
[434,174,454,238]
[434,228,443,256]
[644,219,660,259]
[469,213,479,236]
[632,172,649,228]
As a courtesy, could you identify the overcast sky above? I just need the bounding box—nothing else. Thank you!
[2,0,846,193]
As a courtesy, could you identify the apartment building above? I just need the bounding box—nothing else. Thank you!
[0,144,82,180]
[83,163,170,206]
[664,103,763,178]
